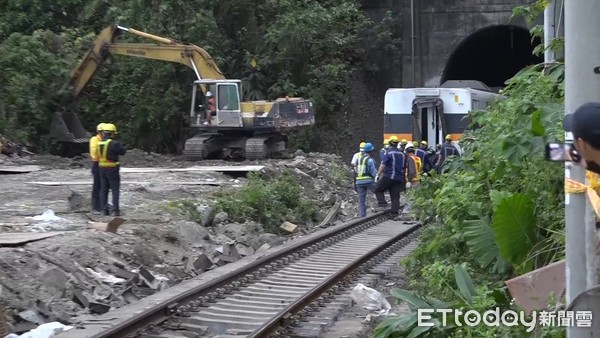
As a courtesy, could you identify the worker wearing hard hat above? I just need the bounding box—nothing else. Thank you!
[415,141,427,172]
[98,123,127,216]
[400,139,408,152]
[202,91,217,125]
[380,139,390,161]
[90,123,105,214]
[351,142,366,192]
[355,142,378,217]
[435,134,460,173]
[374,136,406,216]
[404,144,422,188]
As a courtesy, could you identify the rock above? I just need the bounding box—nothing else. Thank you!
[213,212,228,225]
[322,193,337,207]
[256,233,286,248]
[40,267,68,298]
[255,243,271,253]
[176,220,210,243]
[184,254,213,272]
[294,149,305,157]
[280,221,299,234]
[67,191,85,211]
[195,205,215,227]
[235,243,255,257]
[316,159,325,166]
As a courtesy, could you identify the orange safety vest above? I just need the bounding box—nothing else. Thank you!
[407,154,422,182]
[98,139,118,168]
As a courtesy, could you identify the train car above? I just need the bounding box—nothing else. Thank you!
[383,80,500,152]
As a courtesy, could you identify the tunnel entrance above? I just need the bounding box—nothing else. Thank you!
[441,25,542,90]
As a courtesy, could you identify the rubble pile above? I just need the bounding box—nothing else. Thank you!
[0,149,362,334]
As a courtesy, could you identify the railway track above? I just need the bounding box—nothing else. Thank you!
[57,212,421,338]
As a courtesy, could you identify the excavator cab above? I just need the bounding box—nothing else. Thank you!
[190,80,242,128]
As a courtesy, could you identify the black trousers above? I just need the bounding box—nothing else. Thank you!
[91,162,101,210]
[375,176,405,214]
[100,166,121,212]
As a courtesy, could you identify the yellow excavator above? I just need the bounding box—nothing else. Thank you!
[50,25,315,160]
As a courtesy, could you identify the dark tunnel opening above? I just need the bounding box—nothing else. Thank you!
[441,25,542,89]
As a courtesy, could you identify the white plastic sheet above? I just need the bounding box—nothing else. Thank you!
[350,283,393,321]
[29,210,63,222]
[4,321,73,338]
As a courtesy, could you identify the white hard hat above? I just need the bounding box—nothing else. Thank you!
[206,91,213,97]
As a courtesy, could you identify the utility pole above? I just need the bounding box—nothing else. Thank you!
[543,0,555,63]
[564,0,600,336]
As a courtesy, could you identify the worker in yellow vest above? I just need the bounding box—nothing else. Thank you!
[98,123,127,216]
[90,123,105,214]
[404,144,422,188]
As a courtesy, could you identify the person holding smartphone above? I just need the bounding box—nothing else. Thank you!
[564,102,600,174]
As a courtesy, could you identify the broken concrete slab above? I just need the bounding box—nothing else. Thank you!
[41,267,69,298]
[0,232,65,247]
[0,165,42,174]
[280,221,299,234]
[119,165,265,173]
[505,260,565,315]
[235,243,255,257]
[87,217,126,234]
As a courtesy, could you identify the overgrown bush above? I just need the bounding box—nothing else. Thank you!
[216,171,318,232]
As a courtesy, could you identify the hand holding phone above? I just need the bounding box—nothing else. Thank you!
[545,143,581,162]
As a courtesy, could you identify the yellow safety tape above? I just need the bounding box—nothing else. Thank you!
[565,171,600,218]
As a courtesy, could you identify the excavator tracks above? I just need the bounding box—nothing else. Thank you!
[183,135,211,161]
[244,134,288,160]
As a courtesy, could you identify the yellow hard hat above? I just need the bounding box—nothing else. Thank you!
[421,140,428,146]
[412,141,418,147]
[359,142,366,149]
[96,123,105,132]
[445,134,452,141]
[103,123,117,133]
[383,139,389,145]
[400,139,408,145]
[389,135,399,143]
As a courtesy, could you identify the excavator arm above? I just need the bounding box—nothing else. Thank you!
[70,25,225,96]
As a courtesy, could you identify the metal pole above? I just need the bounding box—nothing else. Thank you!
[543,0,555,63]
[410,0,416,87]
[565,0,600,336]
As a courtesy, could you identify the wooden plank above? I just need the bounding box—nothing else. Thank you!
[0,165,42,174]
[26,180,227,186]
[120,165,264,173]
[0,232,64,246]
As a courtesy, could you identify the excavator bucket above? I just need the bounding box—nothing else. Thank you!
[49,111,91,143]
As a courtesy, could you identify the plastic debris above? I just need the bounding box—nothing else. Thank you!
[350,283,393,322]
[85,268,126,285]
[4,321,73,338]
[29,210,63,222]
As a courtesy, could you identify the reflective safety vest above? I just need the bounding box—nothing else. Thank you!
[356,155,373,181]
[407,154,422,182]
[98,139,118,168]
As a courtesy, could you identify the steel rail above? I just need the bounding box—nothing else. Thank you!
[94,211,389,338]
[248,221,421,337]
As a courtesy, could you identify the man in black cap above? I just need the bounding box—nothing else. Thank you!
[564,102,600,174]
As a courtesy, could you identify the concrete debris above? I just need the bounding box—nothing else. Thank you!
[280,221,299,234]
[4,321,73,338]
[0,151,358,329]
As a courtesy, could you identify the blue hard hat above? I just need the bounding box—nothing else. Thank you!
[364,142,374,152]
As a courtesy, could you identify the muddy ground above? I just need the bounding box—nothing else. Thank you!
[0,149,385,333]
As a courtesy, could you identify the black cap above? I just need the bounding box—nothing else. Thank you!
[564,102,600,146]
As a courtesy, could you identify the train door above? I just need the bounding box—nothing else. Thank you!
[411,98,444,147]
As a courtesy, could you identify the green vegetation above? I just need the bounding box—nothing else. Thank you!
[216,171,318,232]
[375,2,568,336]
[166,171,317,232]
[0,0,401,153]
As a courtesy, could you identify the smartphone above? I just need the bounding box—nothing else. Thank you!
[545,143,581,162]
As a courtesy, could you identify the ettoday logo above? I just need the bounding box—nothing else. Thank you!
[418,308,536,333]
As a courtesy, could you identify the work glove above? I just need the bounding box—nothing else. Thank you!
[375,175,379,182]
[406,182,412,188]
